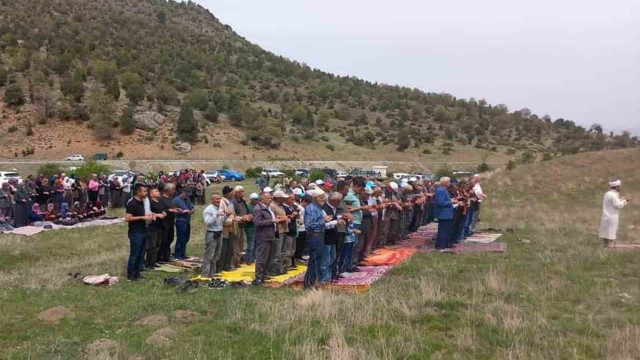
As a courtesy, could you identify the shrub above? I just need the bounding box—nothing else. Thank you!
[4,83,24,106]
[120,105,135,135]
[520,150,536,164]
[204,103,219,122]
[245,167,263,178]
[309,169,326,182]
[435,164,454,179]
[506,160,517,171]
[74,159,112,180]
[422,149,432,154]
[7,125,18,133]
[326,144,335,151]
[38,163,63,178]
[116,151,124,158]
[477,163,491,173]
[542,152,553,161]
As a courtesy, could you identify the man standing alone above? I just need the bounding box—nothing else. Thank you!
[125,184,153,281]
[599,179,629,248]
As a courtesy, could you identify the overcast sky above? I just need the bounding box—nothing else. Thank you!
[196,0,639,132]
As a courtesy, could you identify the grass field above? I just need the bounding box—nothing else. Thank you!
[1,148,639,359]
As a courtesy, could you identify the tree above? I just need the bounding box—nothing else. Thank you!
[204,103,219,122]
[106,78,120,101]
[61,71,84,102]
[177,103,198,142]
[4,83,24,106]
[92,60,118,85]
[120,104,135,135]
[396,129,411,152]
[188,89,209,111]
[120,72,142,90]
[126,83,145,104]
[86,85,116,140]
[37,163,63,178]
[590,123,603,134]
[155,82,179,105]
[0,68,7,86]
[33,85,58,123]
[157,11,167,24]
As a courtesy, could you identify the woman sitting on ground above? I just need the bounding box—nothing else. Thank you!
[45,203,59,221]
[29,203,48,223]
[73,202,86,221]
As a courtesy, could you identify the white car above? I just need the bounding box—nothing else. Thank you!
[204,171,225,185]
[393,173,411,180]
[335,170,349,178]
[261,168,285,177]
[65,154,84,161]
[108,170,129,184]
[0,171,22,184]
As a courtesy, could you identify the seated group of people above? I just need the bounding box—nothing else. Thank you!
[29,201,107,226]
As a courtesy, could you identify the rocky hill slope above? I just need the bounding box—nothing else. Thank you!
[0,0,637,160]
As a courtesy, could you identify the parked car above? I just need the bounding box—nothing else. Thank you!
[93,153,108,161]
[453,171,473,179]
[294,168,310,177]
[261,168,285,178]
[204,171,225,184]
[219,169,245,181]
[108,170,130,184]
[392,172,411,180]
[0,171,22,184]
[335,170,349,178]
[65,154,84,161]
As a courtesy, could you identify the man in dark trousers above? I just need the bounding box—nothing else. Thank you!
[158,183,178,262]
[145,186,167,269]
[252,191,287,285]
[173,188,194,259]
[125,183,153,281]
[434,177,456,251]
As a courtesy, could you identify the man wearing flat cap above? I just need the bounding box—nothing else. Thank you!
[599,179,630,248]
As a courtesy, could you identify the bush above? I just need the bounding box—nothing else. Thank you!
[309,169,326,182]
[245,166,263,178]
[4,83,24,106]
[506,160,517,171]
[38,163,63,178]
[326,144,335,151]
[7,125,18,133]
[116,151,124,158]
[520,150,536,164]
[477,163,491,173]
[435,164,454,179]
[542,153,553,161]
[74,159,112,180]
[120,105,135,135]
[422,149,432,154]
[204,103,219,122]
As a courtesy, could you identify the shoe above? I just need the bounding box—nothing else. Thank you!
[252,278,265,286]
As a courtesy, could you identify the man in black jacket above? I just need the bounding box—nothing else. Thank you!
[252,191,287,285]
[322,192,342,282]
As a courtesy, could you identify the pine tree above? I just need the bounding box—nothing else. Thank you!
[107,78,120,101]
[177,103,198,142]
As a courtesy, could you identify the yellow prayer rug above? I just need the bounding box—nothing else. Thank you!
[193,264,308,284]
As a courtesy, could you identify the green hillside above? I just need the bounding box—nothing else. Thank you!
[0,0,637,157]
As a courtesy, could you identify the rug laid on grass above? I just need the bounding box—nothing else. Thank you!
[189,263,307,287]
[0,218,125,236]
[464,232,503,244]
[287,265,391,293]
[420,242,507,254]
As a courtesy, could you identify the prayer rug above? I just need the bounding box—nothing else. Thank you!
[82,274,118,285]
[170,258,202,270]
[287,266,392,293]
[1,218,125,236]
[360,248,417,266]
[465,232,503,244]
[154,264,188,273]
[420,242,507,254]
[191,264,308,286]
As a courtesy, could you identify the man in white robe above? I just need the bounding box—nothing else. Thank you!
[599,179,629,248]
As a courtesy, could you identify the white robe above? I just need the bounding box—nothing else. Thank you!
[599,190,627,240]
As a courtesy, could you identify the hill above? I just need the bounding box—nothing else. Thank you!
[0,0,637,161]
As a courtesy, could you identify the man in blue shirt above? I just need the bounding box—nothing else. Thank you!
[433,177,456,251]
[304,188,331,288]
[173,188,194,259]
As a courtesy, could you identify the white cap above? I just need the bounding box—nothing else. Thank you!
[292,188,303,196]
[309,189,326,198]
[308,183,318,190]
[402,184,413,190]
[263,186,273,193]
[364,186,374,195]
[249,192,260,200]
[233,185,244,192]
[609,179,621,187]
[409,177,417,182]
[315,179,324,185]
[273,190,289,198]
[389,182,398,190]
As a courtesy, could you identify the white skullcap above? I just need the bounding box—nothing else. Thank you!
[263,186,273,193]
[364,186,374,195]
[273,190,289,198]
[308,183,318,190]
[249,192,260,200]
[609,180,621,188]
[409,177,417,182]
[315,179,324,185]
[233,185,244,192]
[389,182,398,190]
[292,188,303,196]
[402,184,413,190]
[310,189,326,198]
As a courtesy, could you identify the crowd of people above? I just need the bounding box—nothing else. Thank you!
[124,172,487,286]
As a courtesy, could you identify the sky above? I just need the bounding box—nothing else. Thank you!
[196,0,640,133]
